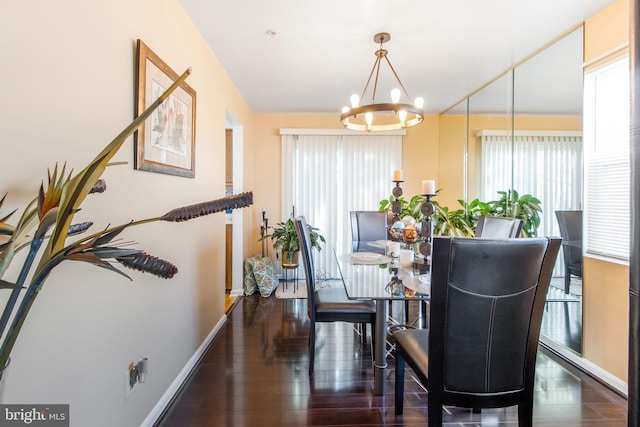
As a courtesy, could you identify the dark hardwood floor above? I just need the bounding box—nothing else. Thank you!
[157,293,627,427]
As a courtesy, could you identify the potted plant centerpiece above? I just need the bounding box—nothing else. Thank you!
[262,214,325,268]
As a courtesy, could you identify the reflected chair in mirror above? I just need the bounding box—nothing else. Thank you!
[293,216,377,376]
[554,210,583,294]
[394,236,561,426]
[475,215,523,238]
[350,210,388,253]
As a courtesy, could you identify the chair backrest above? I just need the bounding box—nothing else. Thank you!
[474,215,523,238]
[350,211,388,243]
[555,210,583,263]
[293,216,317,322]
[428,236,561,404]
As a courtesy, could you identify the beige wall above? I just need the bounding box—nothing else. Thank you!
[582,0,630,382]
[401,115,441,198]
[0,0,253,425]
[585,0,630,64]
[584,258,629,380]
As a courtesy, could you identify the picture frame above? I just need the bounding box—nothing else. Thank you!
[134,39,196,178]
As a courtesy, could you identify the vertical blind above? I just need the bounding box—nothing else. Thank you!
[583,54,630,261]
[281,132,402,276]
[479,130,583,275]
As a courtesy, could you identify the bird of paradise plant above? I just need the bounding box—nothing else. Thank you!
[0,67,253,375]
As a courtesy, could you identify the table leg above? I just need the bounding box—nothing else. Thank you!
[374,299,389,396]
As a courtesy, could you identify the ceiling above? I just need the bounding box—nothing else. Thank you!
[179,0,615,115]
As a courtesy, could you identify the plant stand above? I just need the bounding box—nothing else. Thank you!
[281,264,299,292]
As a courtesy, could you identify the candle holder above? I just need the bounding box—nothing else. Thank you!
[390,180,404,224]
[260,210,270,258]
[391,180,404,197]
[418,193,436,259]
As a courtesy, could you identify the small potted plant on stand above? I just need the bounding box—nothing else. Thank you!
[261,214,325,269]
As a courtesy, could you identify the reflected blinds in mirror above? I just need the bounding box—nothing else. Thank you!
[478,130,582,274]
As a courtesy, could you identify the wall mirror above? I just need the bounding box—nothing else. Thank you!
[440,26,584,355]
[467,71,514,203]
[515,27,584,355]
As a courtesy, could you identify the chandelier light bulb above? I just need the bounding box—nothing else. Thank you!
[391,88,401,103]
[341,106,349,114]
[414,97,424,109]
[365,112,373,125]
[399,110,408,123]
[350,94,360,108]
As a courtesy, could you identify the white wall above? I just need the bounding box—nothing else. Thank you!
[0,0,253,425]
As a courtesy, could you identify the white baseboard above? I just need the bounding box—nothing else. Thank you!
[540,336,628,396]
[141,315,228,427]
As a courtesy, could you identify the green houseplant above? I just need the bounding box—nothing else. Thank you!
[0,68,253,380]
[380,189,542,237]
[379,194,426,223]
[261,215,325,267]
[432,190,542,237]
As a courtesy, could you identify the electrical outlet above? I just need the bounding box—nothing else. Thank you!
[125,358,149,400]
[125,364,138,400]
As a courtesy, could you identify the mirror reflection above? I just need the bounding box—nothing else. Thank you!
[514,27,584,354]
[439,26,584,355]
[468,71,514,203]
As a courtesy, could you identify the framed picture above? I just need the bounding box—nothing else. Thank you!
[134,39,196,178]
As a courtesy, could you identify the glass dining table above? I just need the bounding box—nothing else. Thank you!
[334,245,430,396]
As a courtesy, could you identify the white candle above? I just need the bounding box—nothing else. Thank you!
[422,180,436,195]
[393,169,403,181]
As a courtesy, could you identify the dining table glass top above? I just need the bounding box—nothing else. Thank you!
[334,247,431,301]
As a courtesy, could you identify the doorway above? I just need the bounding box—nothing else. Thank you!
[225,111,245,298]
[225,128,233,293]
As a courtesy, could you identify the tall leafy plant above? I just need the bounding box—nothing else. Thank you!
[0,68,254,373]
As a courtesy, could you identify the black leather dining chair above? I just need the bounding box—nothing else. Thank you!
[349,210,388,253]
[293,216,377,376]
[475,215,523,238]
[393,236,561,426]
[554,210,583,294]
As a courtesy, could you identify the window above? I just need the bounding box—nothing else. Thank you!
[281,131,402,275]
[583,54,630,261]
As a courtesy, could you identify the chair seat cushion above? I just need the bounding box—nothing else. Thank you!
[394,328,429,381]
[315,286,376,314]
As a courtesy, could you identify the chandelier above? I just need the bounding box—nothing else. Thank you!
[340,32,424,132]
